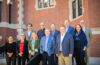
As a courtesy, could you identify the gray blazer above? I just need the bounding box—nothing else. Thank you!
[84,27,92,47]
[25,30,35,40]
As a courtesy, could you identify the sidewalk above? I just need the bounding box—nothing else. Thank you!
[0,58,100,65]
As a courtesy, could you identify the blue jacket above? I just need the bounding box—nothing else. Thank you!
[40,35,55,56]
[67,26,74,36]
[73,32,87,58]
[55,32,74,57]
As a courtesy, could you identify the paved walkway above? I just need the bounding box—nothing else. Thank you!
[0,58,100,65]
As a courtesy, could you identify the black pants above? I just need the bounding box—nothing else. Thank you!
[42,52,54,65]
[27,53,42,65]
[54,54,58,65]
[18,56,26,65]
[6,55,16,65]
[74,48,86,65]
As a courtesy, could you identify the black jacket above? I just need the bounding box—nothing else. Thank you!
[5,42,16,54]
[16,40,28,57]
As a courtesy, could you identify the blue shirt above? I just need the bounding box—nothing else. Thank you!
[66,26,69,33]
[51,30,55,36]
[44,36,49,52]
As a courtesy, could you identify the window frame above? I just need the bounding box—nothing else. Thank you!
[0,1,2,23]
[69,0,84,21]
[35,0,56,10]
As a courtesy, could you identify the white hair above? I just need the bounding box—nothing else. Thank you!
[40,22,45,26]
[45,28,50,32]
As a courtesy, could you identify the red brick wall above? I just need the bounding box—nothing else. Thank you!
[90,35,100,57]
[2,0,9,22]
[88,0,100,27]
[23,0,70,31]
[0,28,18,44]
[11,0,19,24]
[23,0,91,30]
[87,0,100,57]
[1,0,19,24]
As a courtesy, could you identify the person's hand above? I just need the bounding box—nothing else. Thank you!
[19,52,23,56]
[7,52,13,57]
[69,54,72,57]
[83,46,87,51]
[31,51,35,56]
[56,54,58,57]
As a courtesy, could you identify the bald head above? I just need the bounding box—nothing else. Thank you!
[64,20,70,27]
[80,20,85,27]
[40,22,45,30]
[50,24,55,31]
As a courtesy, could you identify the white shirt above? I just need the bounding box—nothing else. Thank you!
[60,33,66,51]
[66,26,69,33]
[83,26,86,32]
[28,30,31,37]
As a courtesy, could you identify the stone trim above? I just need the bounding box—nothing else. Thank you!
[89,57,100,64]
[17,0,26,40]
[92,27,100,34]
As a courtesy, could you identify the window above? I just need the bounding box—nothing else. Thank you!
[71,0,83,19]
[78,0,82,16]
[9,4,12,24]
[37,0,55,9]
[0,1,2,22]
[72,0,76,19]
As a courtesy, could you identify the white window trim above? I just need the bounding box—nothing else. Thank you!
[35,0,56,10]
[7,0,13,4]
[92,27,100,35]
[0,0,2,2]
[0,22,26,29]
[69,0,84,21]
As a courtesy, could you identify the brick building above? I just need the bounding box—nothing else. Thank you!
[0,0,100,64]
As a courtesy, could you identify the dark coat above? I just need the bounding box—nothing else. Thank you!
[73,32,87,58]
[16,40,28,58]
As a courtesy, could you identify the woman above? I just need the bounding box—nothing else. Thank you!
[16,33,28,65]
[5,36,16,65]
[73,24,87,65]
[28,32,40,65]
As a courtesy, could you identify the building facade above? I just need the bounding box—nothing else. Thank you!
[0,0,100,64]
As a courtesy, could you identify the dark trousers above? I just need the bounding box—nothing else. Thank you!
[54,55,58,65]
[42,52,54,65]
[74,48,86,65]
[27,53,42,65]
[6,55,16,65]
[18,56,26,65]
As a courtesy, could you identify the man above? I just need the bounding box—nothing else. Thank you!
[50,24,60,39]
[80,20,92,65]
[64,20,74,65]
[40,29,55,65]
[56,26,74,65]
[50,24,60,65]
[64,20,74,36]
[25,23,35,62]
[37,22,45,40]
[25,23,35,41]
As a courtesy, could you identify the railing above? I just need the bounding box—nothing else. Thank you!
[0,52,5,59]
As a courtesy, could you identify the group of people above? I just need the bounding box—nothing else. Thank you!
[1,19,92,65]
